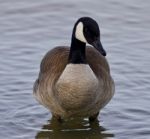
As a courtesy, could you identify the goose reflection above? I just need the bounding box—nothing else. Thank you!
[35,118,114,139]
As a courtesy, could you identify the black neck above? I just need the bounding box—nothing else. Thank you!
[68,37,87,64]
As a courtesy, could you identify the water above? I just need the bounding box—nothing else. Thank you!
[0,0,150,139]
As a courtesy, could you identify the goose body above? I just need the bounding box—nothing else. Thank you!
[33,17,115,120]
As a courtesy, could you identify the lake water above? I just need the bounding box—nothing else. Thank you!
[0,0,150,139]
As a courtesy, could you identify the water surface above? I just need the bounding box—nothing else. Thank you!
[0,0,150,139]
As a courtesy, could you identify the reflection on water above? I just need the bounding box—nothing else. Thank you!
[36,118,114,139]
[1,0,150,139]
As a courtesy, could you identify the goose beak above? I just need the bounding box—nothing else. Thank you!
[92,40,106,56]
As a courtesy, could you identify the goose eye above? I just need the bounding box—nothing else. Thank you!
[84,28,92,37]
[84,27,88,33]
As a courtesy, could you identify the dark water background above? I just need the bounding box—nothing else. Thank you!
[0,0,150,139]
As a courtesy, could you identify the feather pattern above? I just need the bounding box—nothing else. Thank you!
[33,46,115,118]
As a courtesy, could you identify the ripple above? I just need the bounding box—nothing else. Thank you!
[0,0,150,139]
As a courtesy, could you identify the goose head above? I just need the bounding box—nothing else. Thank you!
[72,17,106,56]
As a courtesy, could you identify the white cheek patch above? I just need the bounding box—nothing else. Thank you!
[75,22,87,43]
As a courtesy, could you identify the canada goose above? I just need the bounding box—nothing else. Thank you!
[33,17,115,121]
